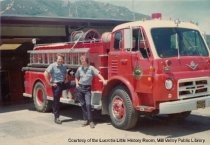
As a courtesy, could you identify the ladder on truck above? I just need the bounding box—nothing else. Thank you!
[27,48,89,68]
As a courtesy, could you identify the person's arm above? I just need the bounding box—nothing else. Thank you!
[97,73,107,86]
[75,77,79,87]
[44,71,52,86]
[91,66,107,86]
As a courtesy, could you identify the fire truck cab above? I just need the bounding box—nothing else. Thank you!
[23,17,210,130]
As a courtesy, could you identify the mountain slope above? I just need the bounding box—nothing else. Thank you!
[0,0,149,20]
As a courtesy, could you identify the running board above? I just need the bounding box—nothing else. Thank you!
[60,98,80,106]
[136,105,156,112]
[60,97,101,110]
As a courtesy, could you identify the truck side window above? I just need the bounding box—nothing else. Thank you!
[132,28,149,58]
[114,31,122,50]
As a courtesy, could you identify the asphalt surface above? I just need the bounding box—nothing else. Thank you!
[0,103,210,145]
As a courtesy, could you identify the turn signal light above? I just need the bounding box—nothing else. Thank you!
[149,66,155,72]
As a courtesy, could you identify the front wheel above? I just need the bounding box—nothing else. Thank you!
[33,82,52,112]
[108,86,138,130]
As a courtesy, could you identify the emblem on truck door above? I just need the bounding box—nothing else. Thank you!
[186,61,198,70]
[133,66,142,79]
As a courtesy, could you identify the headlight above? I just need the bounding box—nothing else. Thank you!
[165,79,173,90]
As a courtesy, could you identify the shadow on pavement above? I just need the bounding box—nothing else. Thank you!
[2,102,209,138]
[59,105,111,125]
[0,102,34,114]
[131,114,210,137]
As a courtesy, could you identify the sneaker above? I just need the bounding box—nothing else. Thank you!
[89,122,95,128]
[81,120,89,127]
[54,118,62,124]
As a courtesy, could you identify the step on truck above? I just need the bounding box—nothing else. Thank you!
[22,14,210,130]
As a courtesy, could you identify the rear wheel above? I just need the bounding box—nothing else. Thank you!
[33,82,52,112]
[108,86,138,130]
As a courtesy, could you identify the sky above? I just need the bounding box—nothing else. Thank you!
[95,0,210,34]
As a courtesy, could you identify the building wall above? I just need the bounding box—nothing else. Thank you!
[0,43,33,105]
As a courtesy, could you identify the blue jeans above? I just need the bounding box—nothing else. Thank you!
[76,84,92,122]
[52,81,75,118]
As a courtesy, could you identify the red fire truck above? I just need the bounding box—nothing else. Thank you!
[22,15,210,130]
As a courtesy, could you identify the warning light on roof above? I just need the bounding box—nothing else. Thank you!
[151,13,162,19]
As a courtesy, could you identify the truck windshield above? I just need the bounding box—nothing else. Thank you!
[151,28,209,58]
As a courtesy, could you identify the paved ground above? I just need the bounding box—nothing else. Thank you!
[0,103,210,145]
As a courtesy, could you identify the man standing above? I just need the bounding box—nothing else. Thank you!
[44,53,74,124]
[75,55,107,128]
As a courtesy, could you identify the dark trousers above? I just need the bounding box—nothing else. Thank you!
[52,81,75,118]
[76,85,92,122]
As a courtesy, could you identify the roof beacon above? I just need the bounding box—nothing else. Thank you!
[151,13,162,19]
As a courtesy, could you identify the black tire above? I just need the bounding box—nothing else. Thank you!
[108,86,138,130]
[33,82,52,112]
[168,111,191,121]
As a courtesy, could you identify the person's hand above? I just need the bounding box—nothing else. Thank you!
[69,70,74,76]
[103,80,107,86]
[51,83,57,87]
[67,69,74,76]
[76,84,79,88]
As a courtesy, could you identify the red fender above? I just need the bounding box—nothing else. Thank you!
[103,76,140,107]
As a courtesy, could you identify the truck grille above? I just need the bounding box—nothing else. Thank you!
[178,77,210,100]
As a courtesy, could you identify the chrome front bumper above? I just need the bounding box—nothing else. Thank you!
[159,95,210,114]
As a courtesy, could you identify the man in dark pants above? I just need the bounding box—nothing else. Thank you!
[44,53,75,124]
[75,55,107,128]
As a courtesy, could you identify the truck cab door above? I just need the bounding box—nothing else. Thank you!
[108,27,153,92]
[108,29,134,81]
[108,30,123,78]
[131,27,153,94]
[108,27,154,106]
